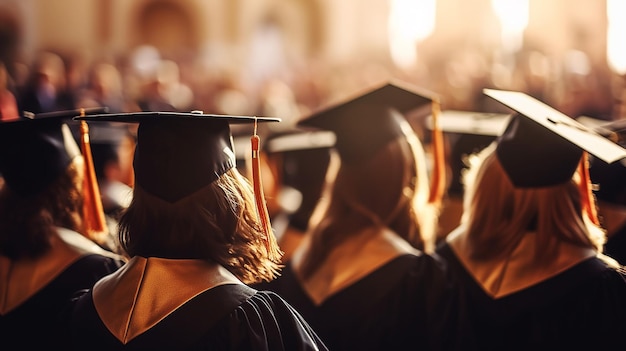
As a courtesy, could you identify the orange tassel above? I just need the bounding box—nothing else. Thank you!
[250,121,281,260]
[578,152,600,225]
[79,116,109,243]
[428,100,446,205]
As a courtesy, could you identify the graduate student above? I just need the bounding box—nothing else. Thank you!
[425,109,511,242]
[254,81,456,351]
[258,128,335,263]
[0,109,125,350]
[67,111,328,350]
[437,89,626,350]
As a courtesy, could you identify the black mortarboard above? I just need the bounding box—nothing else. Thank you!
[425,110,512,196]
[577,116,626,207]
[0,108,106,197]
[262,129,335,232]
[483,89,626,188]
[264,129,336,154]
[425,110,512,137]
[75,111,280,202]
[297,81,438,163]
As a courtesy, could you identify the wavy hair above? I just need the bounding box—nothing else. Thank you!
[460,143,606,263]
[117,168,282,284]
[299,119,439,279]
[0,157,85,260]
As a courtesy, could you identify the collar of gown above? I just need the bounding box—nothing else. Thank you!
[93,256,242,344]
[292,226,421,306]
[447,225,596,299]
[0,227,120,314]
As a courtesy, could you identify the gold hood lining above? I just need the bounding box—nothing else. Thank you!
[0,227,119,315]
[447,226,596,298]
[93,256,242,344]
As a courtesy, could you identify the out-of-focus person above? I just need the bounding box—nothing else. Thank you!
[254,82,456,351]
[582,117,626,264]
[259,128,334,263]
[437,89,626,350]
[424,110,512,243]
[0,110,125,350]
[88,122,135,253]
[17,52,75,114]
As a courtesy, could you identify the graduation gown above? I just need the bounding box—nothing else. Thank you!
[604,221,626,265]
[0,228,125,350]
[254,253,455,351]
[67,256,328,351]
[437,242,626,350]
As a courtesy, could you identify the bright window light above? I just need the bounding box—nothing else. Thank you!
[607,0,626,74]
[388,0,436,70]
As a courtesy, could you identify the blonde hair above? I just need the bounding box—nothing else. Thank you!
[117,168,282,284]
[461,143,606,263]
[299,121,439,279]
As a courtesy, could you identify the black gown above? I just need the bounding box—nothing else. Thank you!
[604,222,626,265]
[253,254,456,351]
[0,254,124,350]
[437,243,626,350]
[69,285,326,351]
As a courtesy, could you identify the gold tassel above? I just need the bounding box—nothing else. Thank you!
[428,99,446,205]
[79,110,109,244]
[578,152,600,225]
[250,119,281,261]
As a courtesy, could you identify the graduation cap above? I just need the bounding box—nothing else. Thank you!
[75,111,281,203]
[298,80,446,204]
[425,110,512,137]
[425,110,512,196]
[298,81,438,164]
[0,107,106,197]
[577,116,626,146]
[75,111,282,259]
[577,116,626,207]
[262,129,336,232]
[483,89,626,188]
[264,129,336,154]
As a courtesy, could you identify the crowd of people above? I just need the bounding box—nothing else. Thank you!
[1,47,626,350]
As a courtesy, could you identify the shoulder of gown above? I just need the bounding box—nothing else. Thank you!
[254,253,457,351]
[67,284,328,351]
[436,241,626,350]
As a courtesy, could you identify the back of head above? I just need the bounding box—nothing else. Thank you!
[0,114,84,259]
[77,111,283,284]
[461,137,604,263]
[465,88,626,261]
[326,108,430,246]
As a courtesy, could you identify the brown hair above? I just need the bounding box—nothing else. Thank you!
[460,143,605,263]
[117,168,282,284]
[299,125,439,279]
[0,157,85,260]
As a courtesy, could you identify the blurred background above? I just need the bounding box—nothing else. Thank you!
[0,0,625,123]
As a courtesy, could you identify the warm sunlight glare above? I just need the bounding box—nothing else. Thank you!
[388,0,436,70]
[491,0,529,53]
[607,0,626,74]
